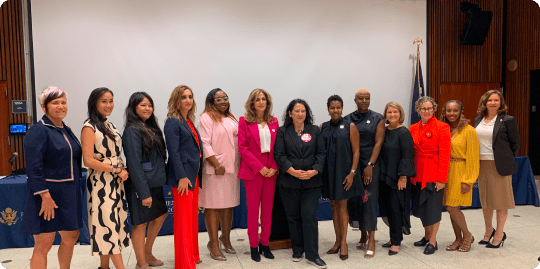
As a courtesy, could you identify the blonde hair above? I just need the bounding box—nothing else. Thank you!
[243,88,275,124]
[477,89,508,117]
[383,102,405,124]
[167,85,196,122]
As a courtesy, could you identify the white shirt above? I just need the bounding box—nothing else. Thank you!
[258,123,271,153]
[476,117,495,160]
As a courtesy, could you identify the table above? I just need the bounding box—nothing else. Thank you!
[1,156,537,249]
[314,156,539,220]
[0,173,248,249]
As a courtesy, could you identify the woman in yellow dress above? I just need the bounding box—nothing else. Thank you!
[440,100,479,252]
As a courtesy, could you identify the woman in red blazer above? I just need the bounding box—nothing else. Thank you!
[409,96,451,255]
[238,89,279,262]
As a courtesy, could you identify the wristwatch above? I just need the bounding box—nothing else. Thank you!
[367,162,375,167]
[350,169,356,174]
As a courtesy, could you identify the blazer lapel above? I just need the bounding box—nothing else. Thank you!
[492,114,504,146]
[270,122,277,151]
[286,125,302,155]
[180,117,200,151]
[249,121,262,150]
[219,118,236,148]
[301,125,310,155]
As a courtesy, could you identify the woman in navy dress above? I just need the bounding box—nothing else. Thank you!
[21,86,83,269]
[320,95,361,260]
[344,88,385,258]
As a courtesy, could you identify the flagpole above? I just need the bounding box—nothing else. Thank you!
[413,38,423,97]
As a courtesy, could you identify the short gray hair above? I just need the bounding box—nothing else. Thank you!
[414,96,437,112]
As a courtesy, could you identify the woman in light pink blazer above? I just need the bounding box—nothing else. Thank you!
[199,88,240,261]
[238,89,279,262]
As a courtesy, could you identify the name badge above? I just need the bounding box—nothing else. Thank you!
[301,133,312,142]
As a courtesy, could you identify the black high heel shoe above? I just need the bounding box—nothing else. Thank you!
[259,242,275,259]
[251,246,261,262]
[486,232,506,248]
[478,228,495,245]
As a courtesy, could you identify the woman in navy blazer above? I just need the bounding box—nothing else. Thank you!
[474,90,520,249]
[123,92,168,269]
[21,86,83,269]
[164,85,203,269]
[274,99,327,268]
[238,89,279,262]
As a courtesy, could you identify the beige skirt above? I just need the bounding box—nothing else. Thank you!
[478,160,515,210]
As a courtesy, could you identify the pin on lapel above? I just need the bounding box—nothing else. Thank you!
[340,125,344,129]
[367,120,371,124]
[272,129,275,132]
[500,119,503,122]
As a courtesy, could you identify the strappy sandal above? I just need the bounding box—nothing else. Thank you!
[356,238,367,250]
[145,254,164,267]
[364,249,375,259]
[458,236,474,252]
[446,239,462,251]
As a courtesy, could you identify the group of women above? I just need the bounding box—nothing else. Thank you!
[20,85,520,269]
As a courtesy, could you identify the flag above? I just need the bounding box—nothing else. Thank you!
[410,59,425,125]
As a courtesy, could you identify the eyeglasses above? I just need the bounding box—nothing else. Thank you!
[420,107,434,112]
[214,97,229,103]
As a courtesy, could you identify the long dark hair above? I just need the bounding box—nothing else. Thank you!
[87,87,116,141]
[124,92,166,158]
[283,98,314,126]
[202,88,237,123]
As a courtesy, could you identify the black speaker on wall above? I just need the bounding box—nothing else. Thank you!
[459,1,493,45]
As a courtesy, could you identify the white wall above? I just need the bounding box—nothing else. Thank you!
[31,0,426,136]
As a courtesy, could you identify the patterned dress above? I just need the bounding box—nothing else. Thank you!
[84,120,130,256]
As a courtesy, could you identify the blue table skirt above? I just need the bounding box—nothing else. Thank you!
[1,156,537,249]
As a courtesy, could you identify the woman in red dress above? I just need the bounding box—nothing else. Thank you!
[409,96,451,255]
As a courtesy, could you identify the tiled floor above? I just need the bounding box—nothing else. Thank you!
[1,205,540,269]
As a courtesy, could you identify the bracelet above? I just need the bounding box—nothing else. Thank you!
[215,164,222,170]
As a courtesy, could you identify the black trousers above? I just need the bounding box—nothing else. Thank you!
[279,186,321,261]
[380,181,404,246]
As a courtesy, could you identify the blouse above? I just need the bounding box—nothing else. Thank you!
[476,118,495,160]
[258,123,271,153]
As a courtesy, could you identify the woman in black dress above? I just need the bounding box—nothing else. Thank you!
[378,102,416,255]
[344,88,385,258]
[320,95,362,260]
[123,92,168,269]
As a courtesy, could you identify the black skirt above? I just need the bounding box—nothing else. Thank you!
[411,182,443,227]
[126,185,168,226]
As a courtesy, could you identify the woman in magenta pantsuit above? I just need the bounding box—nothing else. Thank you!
[238,89,279,262]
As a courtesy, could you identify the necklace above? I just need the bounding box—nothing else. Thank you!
[295,128,303,136]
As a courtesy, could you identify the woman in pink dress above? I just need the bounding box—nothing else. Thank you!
[198,88,240,261]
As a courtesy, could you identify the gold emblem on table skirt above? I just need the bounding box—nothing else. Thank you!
[0,208,19,226]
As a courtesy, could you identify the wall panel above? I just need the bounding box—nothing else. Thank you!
[0,0,27,171]
[506,0,540,156]
[428,0,504,108]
